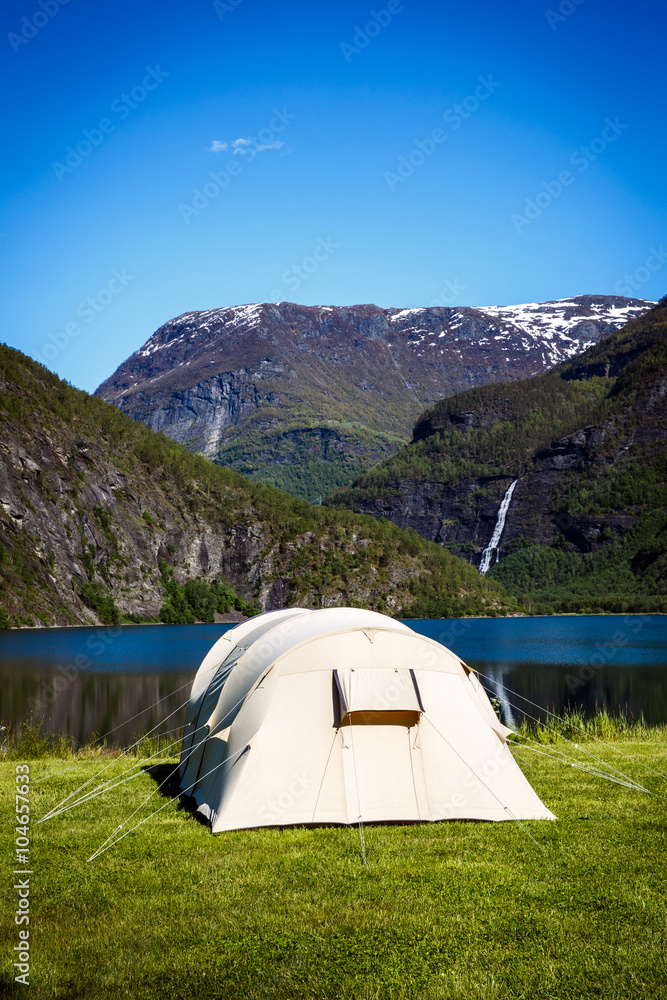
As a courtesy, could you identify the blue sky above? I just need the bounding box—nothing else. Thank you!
[1,0,665,392]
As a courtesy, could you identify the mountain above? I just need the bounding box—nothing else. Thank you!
[95,296,653,502]
[327,300,667,613]
[0,343,520,628]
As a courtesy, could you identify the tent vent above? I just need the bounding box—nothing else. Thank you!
[334,667,423,727]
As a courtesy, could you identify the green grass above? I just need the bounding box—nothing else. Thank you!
[2,728,666,999]
[0,715,183,762]
[513,703,667,742]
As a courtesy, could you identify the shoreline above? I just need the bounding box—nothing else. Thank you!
[1,611,664,632]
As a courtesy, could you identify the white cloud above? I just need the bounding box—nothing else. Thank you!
[232,137,284,155]
[209,137,285,156]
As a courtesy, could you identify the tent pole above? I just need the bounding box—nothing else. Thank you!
[348,715,366,865]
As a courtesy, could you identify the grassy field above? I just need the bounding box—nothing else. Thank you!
[1,731,666,999]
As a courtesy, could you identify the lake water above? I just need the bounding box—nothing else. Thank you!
[1,615,665,745]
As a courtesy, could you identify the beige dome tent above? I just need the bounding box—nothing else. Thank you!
[177,608,555,831]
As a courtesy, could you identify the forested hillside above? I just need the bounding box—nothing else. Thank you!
[328,300,667,613]
[96,297,651,502]
[0,344,519,627]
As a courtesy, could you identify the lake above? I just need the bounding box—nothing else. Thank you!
[1,615,665,745]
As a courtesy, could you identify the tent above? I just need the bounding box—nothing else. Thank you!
[177,607,555,831]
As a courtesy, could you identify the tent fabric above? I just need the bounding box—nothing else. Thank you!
[179,608,311,789]
[178,608,555,831]
[334,667,423,727]
[334,667,422,715]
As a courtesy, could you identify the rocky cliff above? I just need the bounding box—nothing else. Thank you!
[328,302,667,611]
[0,343,518,627]
[95,296,653,501]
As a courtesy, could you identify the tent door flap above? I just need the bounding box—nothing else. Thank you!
[334,668,423,727]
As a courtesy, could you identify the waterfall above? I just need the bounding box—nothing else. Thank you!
[485,668,517,729]
[479,479,518,574]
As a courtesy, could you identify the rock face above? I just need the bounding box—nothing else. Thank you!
[0,423,264,625]
[348,454,622,565]
[96,296,653,501]
[328,302,667,582]
[0,344,518,627]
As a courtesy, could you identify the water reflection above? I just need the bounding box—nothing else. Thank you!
[476,661,667,727]
[0,668,197,746]
[1,617,665,744]
[413,615,667,724]
[0,624,230,746]
[479,668,518,729]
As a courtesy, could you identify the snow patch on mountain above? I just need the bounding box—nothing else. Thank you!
[480,297,648,341]
[389,308,426,321]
